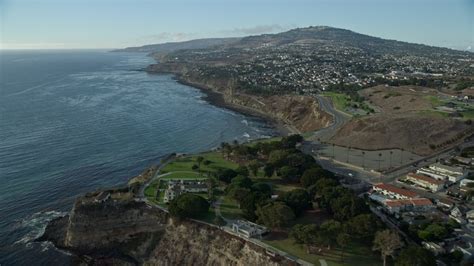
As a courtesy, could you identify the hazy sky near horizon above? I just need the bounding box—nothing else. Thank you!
[0,0,472,50]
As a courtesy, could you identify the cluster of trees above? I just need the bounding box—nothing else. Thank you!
[169,193,210,219]
[455,80,474,91]
[373,76,444,88]
[406,219,458,242]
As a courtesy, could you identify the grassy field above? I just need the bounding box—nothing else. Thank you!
[322,92,351,112]
[263,238,381,266]
[161,172,208,179]
[219,196,242,219]
[461,109,474,119]
[418,110,450,118]
[424,95,444,107]
[161,152,239,174]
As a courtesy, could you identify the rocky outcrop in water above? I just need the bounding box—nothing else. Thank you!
[39,189,296,266]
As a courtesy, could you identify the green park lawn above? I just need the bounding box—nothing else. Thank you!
[161,151,238,174]
[161,171,208,180]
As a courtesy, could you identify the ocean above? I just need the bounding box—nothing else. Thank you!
[0,50,275,265]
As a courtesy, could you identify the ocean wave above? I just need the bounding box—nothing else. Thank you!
[241,119,248,126]
[14,210,66,247]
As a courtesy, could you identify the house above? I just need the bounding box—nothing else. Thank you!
[383,198,434,214]
[466,210,474,224]
[422,241,445,255]
[231,220,268,238]
[416,167,447,181]
[460,179,474,192]
[406,173,444,192]
[436,198,455,210]
[450,206,466,224]
[373,183,418,199]
[429,163,466,182]
[454,156,472,165]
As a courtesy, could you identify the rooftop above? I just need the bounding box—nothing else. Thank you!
[374,183,418,198]
[407,173,445,185]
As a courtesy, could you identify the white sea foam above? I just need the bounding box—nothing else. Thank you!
[14,210,66,246]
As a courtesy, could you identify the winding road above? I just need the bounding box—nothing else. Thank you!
[308,95,351,142]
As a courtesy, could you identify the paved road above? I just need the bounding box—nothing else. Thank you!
[308,95,351,142]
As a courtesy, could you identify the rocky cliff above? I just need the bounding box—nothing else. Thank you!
[39,189,296,266]
[145,63,332,133]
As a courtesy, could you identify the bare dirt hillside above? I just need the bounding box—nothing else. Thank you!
[330,86,473,155]
[359,85,439,113]
[331,114,471,156]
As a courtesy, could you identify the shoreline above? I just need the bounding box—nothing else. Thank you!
[160,72,297,137]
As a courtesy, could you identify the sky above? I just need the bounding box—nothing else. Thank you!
[0,0,473,50]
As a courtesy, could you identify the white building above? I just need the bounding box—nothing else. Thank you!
[466,210,474,224]
[384,198,435,214]
[405,173,444,192]
[372,183,418,199]
[231,220,268,238]
[416,167,447,181]
[429,163,466,182]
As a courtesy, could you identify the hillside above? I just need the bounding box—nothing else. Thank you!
[113,37,240,53]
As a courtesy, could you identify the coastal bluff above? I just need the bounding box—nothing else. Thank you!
[145,63,332,133]
[38,188,296,266]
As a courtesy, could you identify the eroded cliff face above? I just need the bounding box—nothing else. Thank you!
[145,63,332,133]
[40,190,295,266]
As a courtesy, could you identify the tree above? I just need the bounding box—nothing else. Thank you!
[191,164,199,171]
[318,220,341,249]
[263,164,275,177]
[169,193,210,219]
[203,160,211,166]
[346,214,380,241]
[240,191,268,221]
[281,189,312,216]
[395,246,436,266]
[215,168,238,183]
[235,165,249,176]
[417,223,450,241]
[337,233,351,262]
[281,134,303,148]
[252,182,272,197]
[278,166,300,183]
[268,149,289,166]
[308,177,338,198]
[230,175,253,189]
[373,229,403,266]
[291,224,320,253]
[248,160,260,177]
[256,202,295,229]
[196,156,204,171]
[300,167,325,187]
